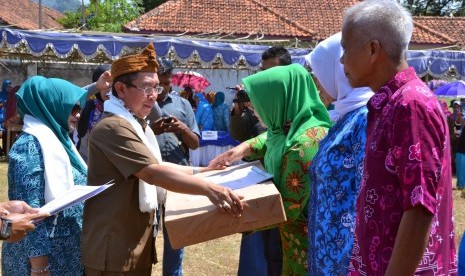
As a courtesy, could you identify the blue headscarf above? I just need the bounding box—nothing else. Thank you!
[212,92,225,108]
[195,93,214,131]
[0,80,11,103]
[17,76,88,174]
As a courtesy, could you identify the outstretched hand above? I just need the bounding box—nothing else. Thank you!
[208,143,249,169]
[205,181,244,217]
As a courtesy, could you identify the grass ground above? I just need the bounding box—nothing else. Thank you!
[0,159,241,275]
[0,160,463,275]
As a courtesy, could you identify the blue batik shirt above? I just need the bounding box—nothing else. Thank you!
[308,106,368,276]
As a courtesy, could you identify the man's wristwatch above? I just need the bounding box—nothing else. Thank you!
[0,217,12,240]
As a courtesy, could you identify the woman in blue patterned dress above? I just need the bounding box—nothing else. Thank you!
[2,76,88,275]
[307,33,374,275]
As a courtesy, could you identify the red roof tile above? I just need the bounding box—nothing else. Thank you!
[414,16,464,47]
[253,0,359,40]
[0,0,63,30]
[124,0,314,39]
[125,0,462,49]
[412,21,457,47]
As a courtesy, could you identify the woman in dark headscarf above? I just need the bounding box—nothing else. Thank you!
[212,92,230,132]
[2,76,87,275]
[210,64,330,274]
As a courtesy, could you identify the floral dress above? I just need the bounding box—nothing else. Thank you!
[247,126,327,275]
[308,106,368,275]
[2,134,85,275]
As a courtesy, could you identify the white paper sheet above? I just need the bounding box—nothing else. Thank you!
[205,165,273,190]
[39,182,113,215]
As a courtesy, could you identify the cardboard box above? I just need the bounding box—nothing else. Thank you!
[164,161,287,249]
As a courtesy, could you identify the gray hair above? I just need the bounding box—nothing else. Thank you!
[342,0,413,62]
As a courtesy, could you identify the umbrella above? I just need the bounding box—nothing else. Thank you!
[171,71,211,92]
[434,80,465,97]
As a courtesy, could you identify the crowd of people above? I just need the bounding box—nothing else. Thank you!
[0,0,464,275]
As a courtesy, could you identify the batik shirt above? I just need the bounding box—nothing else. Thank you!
[2,134,86,275]
[350,67,457,275]
[246,126,327,275]
[88,98,104,132]
[308,106,368,275]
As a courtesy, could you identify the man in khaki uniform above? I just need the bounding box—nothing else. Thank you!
[81,43,243,275]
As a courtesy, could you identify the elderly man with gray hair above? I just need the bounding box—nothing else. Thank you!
[340,0,457,275]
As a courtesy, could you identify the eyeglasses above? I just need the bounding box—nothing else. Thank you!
[71,104,81,116]
[122,82,164,95]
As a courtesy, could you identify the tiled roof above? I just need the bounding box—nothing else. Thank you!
[124,0,315,39]
[414,16,464,47]
[0,0,63,30]
[253,0,359,40]
[125,0,462,48]
[412,21,457,47]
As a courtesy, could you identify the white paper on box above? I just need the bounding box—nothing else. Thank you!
[204,165,273,189]
[165,161,286,249]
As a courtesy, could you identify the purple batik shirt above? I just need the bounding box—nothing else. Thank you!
[350,67,457,275]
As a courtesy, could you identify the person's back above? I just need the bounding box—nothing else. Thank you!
[229,90,261,142]
[212,92,230,132]
[195,93,214,131]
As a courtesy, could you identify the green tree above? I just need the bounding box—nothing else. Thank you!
[398,0,465,16]
[138,0,168,12]
[58,0,143,32]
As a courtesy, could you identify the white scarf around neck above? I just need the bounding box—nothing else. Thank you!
[104,95,161,213]
[22,114,87,204]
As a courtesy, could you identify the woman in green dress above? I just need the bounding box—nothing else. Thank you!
[209,64,330,275]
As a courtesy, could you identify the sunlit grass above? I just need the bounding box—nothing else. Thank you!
[0,161,462,274]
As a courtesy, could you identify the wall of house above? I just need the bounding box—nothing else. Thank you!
[0,60,104,88]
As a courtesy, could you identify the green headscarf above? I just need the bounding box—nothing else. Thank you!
[243,64,330,181]
[16,76,88,174]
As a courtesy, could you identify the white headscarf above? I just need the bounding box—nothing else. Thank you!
[307,32,374,122]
